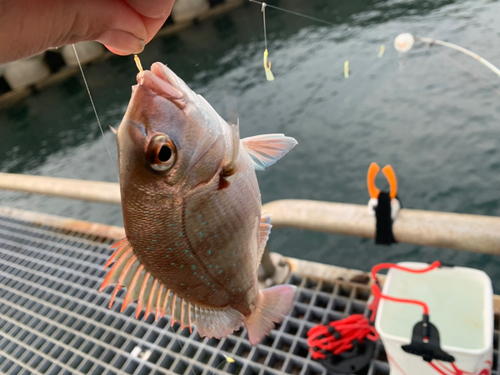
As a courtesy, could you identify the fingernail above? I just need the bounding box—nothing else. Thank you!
[97,30,145,55]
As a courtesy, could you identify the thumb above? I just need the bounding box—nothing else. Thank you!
[0,0,154,63]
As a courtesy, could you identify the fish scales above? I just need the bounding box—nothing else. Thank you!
[101,62,298,344]
[182,150,261,312]
[131,156,259,310]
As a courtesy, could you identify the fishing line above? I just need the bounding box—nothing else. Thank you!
[261,3,268,50]
[252,0,338,80]
[260,3,275,81]
[72,44,119,180]
[211,354,235,374]
[435,50,500,97]
[249,0,335,27]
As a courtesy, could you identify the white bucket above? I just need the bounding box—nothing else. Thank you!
[375,262,493,375]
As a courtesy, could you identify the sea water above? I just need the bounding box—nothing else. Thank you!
[379,265,488,351]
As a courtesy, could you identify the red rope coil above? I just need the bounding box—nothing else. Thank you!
[308,261,442,359]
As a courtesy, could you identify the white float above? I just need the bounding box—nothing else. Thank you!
[171,0,210,23]
[3,54,51,90]
[394,33,415,53]
[61,42,105,67]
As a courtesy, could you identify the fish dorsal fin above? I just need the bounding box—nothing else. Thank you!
[256,213,272,269]
[242,134,298,171]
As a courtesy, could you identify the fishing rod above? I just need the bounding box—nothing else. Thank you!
[249,1,500,82]
[395,33,500,80]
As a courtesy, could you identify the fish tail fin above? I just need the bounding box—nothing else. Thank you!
[245,285,296,345]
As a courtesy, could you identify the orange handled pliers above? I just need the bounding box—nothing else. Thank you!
[367,162,398,200]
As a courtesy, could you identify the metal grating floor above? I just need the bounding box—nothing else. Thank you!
[0,213,498,375]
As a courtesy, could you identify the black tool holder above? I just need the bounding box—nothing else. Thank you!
[320,338,376,374]
[401,314,455,363]
[374,191,398,245]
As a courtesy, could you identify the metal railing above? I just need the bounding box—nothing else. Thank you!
[0,172,499,254]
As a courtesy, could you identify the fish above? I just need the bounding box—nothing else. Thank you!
[100,62,298,345]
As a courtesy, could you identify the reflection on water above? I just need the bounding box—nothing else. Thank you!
[1,0,499,288]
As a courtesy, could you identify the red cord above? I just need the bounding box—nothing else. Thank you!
[368,261,441,322]
[307,314,379,359]
[308,261,442,359]
[308,260,486,374]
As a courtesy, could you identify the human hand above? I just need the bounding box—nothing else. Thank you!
[0,0,176,64]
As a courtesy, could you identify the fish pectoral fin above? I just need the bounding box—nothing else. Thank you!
[193,305,245,339]
[225,122,240,173]
[256,213,272,269]
[218,122,241,190]
[242,134,298,171]
[245,285,297,345]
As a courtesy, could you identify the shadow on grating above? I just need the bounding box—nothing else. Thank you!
[0,214,498,375]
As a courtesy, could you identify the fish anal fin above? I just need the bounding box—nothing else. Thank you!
[180,299,186,330]
[122,264,144,311]
[256,213,272,269]
[188,303,193,333]
[170,294,177,326]
[146,278,159,318]
[109,285,123,308]
[99,245,133,292]
[136,272,151,318]
[242,134,297,171]
[162,289,171,316]
[194,305,245,339]
[245,285,296,345]
[102,238,130,271]
[155,284,164,322]
[100,240,243,339]
[110,238,127,249]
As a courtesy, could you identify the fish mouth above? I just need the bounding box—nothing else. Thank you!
[135,62,187,109]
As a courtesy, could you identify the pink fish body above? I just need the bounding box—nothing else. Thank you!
[100,62,298,345]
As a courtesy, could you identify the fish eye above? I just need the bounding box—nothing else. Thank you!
[158,145,172,162]
[147,134,176,172]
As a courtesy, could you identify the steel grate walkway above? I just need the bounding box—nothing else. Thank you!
[0,213,498,375]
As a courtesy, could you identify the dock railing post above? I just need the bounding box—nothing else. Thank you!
[258,247,290,287]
